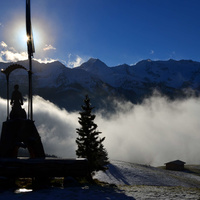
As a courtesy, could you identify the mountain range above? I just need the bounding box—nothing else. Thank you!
[0,58,200,111]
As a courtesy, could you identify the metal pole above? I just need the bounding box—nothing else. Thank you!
[28,53,33,120]
[26,0,34,121]
[6,75,9,120]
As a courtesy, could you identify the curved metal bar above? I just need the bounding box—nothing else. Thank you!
[1,64,28,120]
[1,64,28,76]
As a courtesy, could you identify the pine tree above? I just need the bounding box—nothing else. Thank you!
[76,95,109,173]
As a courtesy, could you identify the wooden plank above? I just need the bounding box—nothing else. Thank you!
[0,158,89,178]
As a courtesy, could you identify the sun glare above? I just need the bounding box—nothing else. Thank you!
[5,16,48,54]
[24,35,29,42]
[16,27,27,47]
[16,26,41,50]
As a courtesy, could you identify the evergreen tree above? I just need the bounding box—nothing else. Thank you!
[76,95,109,173]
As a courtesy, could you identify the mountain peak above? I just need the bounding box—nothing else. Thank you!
[87,58,107,66]
[79,58,108,71]
[88,57,100,63]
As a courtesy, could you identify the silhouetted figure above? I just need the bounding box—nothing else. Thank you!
[11,84,23,109]
[10,84,26,120]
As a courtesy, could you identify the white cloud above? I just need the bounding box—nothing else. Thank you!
[32,96,78,157]
[0,43,57,63]
[33,58,57,64]
[0,41,7,48]
[150,50,154,54]
[0,94,200,166]
[96,95,200,166]
[0,42,27,62]
[67,54,84,68]
[0,50,27,62]
[43,44,56,51]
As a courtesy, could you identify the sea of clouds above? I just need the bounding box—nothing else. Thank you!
[0,95,200,166]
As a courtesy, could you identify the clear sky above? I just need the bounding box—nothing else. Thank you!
[0,0,200,67]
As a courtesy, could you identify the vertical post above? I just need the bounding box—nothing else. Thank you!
[26,0,34,121]
[28,54,33,120]
[6,75,9,120]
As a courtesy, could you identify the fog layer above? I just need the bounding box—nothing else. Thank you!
[0,95,199,166]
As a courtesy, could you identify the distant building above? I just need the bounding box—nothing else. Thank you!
[165,160,186,171]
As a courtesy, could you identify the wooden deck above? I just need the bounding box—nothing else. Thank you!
[0,158,89,178]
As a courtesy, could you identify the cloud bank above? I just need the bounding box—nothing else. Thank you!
[33,58,57,64]
[67,54,85,68]
[1,41,7,48]
[0,41,27,62]
[96,96,200,166]
[0,41,56,64]
[0,95,200,166]
[0,41,85,66]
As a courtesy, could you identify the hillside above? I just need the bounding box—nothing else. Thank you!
[1,58,200,111]
[95,160,200,187]
[1,160,200,199]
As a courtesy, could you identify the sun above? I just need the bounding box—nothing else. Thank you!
[23,33,29,43]
[5,15,49,54]
[16,25,42,51]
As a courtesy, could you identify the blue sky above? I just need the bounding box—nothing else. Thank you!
[0,0,200,67]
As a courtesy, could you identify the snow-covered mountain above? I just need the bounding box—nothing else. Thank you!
[0,58,200,111]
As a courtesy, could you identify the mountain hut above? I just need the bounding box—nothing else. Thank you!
[165,160,185,171]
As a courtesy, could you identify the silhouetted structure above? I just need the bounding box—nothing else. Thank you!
[165,160,185,171]
[0,120,45,158]
[0,64,45,159]
[10,85,27,120]
[0,0,44,158]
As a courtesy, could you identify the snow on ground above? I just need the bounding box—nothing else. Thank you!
[95,160,200,187]
[1,160,200,199]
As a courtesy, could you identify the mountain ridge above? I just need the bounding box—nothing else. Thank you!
[0,58,200,111]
